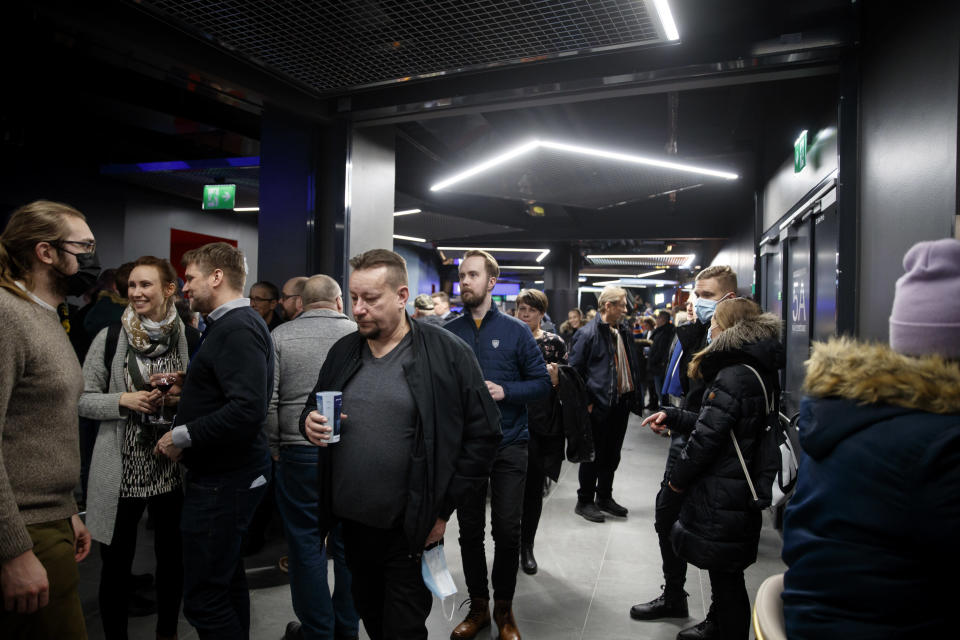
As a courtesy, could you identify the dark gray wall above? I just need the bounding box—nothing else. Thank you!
[709,221,755,299]
[857,0,959,341]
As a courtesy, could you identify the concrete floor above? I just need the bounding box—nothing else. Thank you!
[78,413,786,639]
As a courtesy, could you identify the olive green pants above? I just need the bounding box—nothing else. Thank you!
[0,518,87,639]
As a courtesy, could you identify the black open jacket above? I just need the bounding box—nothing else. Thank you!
[299,316,502,554]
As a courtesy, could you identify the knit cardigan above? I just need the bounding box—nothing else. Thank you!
[79,322,190,545]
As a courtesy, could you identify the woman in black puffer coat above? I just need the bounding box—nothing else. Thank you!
[643,298,783,640]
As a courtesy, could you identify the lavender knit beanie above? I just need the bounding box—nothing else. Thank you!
[889,238,960,359]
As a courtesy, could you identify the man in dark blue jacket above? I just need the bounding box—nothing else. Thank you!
[445,250,551,640]
[569,286,642,523]
[155,242,273,640]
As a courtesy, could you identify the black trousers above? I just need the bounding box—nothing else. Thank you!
[521,437,545,547]
[458,441,528,601]
[99,490,184,640]
[341,520,432,640]
[655,432,689,593]
[708,570,750,640]
[577,398,631,503]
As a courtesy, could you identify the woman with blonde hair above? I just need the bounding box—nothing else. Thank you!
[642,297,783,639]
[80,255,199,640]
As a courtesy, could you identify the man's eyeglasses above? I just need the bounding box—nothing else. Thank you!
[52,240,97,255]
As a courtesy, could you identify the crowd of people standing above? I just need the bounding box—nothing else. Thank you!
[2,199,958,640]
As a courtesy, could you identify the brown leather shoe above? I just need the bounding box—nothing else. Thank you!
[450,597,490,639]
[493,599,521,640]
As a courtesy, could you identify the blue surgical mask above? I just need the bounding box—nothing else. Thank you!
[694,297,718,324]
[422,543,457,620]
[694,293,732,324]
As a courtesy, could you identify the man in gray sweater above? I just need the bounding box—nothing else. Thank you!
[0,200,95,638]
[266,274,359,640]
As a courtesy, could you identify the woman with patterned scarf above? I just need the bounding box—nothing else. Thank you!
[80,255,199,640]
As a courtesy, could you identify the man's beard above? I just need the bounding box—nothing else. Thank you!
[461,289,483,309]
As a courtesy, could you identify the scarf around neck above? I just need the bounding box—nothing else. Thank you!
[121,302,181,357]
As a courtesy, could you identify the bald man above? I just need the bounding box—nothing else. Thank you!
[266,274,358,639]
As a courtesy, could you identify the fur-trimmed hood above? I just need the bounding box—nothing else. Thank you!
[697,312,784,380]
[804,338,960,414]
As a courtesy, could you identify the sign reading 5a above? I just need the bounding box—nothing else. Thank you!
[203,184,236,210]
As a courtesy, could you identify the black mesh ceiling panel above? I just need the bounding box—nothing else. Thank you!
[436,146,732,209]
[585,254,693,267]
[135,0,663,92]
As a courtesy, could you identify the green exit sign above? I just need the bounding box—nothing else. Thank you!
[794,130,807,173]
[203,184,236,210]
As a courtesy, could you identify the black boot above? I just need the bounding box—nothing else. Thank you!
[676,608,718,640]
[521,544,537,575]
[630,586,688,620]
[575,500,605,523]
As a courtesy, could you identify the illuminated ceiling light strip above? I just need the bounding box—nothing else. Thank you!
[437,246,551,262]
[580,270,667,279]
[586,253,696,266]
[393,208,421,216]
[393,234,426,242]
[653,0,680,41]
[430,140,540,191]
[539,141,737,180]
[499,265,544,270]
[430,140,736,191]
[233,207,259,212]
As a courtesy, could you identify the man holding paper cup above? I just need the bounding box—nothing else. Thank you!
[300,249,501,640]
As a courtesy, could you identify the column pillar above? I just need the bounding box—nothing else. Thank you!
[543,243,580,322]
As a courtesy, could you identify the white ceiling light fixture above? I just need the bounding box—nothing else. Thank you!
[580,270,667,279]
[653,0,680,41]
[586,253,696,267]
[393,208,421,216]
[233,207,259,212]
[393,234,427,243]
[437,246,551,262]
[430,141,736,192]
[498,265,544,271]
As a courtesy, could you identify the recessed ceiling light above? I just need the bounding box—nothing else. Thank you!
[393,234,426,242]
[653,0,680,41]
[437,246,551,262]
[499,265,545,270]
[430,141,736,192]
[233,207,259,212]
[580,270,667,279]
[394,208,421,216]
[586,254,696,266]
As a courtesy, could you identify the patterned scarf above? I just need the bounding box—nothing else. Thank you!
[121,302,181,357]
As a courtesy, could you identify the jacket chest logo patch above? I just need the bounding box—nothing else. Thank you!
[491,339,500,349]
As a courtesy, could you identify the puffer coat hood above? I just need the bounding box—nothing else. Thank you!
[782,338,960,639]
[665,312,784,572]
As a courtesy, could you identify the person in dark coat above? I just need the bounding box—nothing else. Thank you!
[569,286,643,523]
[642,298,783,640]
[647,309,676,408]
[631,265,739,640]
[514,288,567,576]
[782,238,960,639]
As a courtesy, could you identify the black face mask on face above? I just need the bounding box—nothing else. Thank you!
[54,249,101,297]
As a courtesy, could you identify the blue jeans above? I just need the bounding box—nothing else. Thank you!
[276,445,358,639]
[181,458,271,640]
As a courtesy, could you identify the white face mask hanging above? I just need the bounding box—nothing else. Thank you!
[421,542,458,621]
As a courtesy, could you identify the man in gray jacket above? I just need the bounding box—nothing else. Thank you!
[266,274,359,640]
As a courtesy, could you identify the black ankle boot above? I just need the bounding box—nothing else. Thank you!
[630,585,688,620]
[521,544,537,575]
[676,612,718,640]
